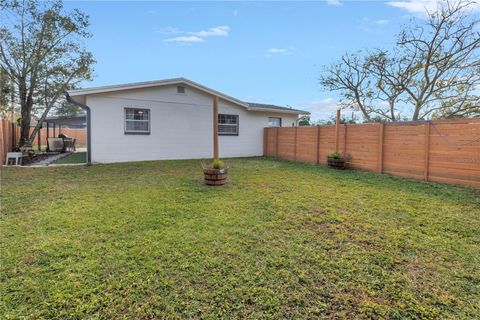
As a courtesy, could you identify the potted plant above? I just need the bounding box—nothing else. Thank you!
[327,151,346,169]
[202,159,229,186]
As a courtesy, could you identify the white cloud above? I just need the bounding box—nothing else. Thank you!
[268,48,288,54]
[299,98,340,120]
[386,0,480,16]
[326,0,343,6]
[161,25,230,44]
[155,27,183,35]
[266,46,295,56]
[165,36,205,43]
[190,26,230,38]
[375,19,390,24]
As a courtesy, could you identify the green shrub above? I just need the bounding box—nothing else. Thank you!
[328,151,342,159]
[212,159,224,169]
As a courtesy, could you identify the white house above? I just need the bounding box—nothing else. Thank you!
[66,78,308,164]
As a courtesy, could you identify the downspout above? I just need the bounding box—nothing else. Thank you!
[65,92,92,165]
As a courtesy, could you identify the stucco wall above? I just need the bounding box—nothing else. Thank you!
[86,84,298,163]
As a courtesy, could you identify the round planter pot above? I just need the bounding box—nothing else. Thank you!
[203,166,229,186]
[327,157,346,169]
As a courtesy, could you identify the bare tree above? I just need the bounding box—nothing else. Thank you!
[0,0,95,146]
[398,0,480,120]
[365,50,413,121]
[319,0,480,121]
[319,52,374,121]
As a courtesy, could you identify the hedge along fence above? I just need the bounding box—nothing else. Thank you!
[263,118,480,188]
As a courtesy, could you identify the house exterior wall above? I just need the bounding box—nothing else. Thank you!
[86,85,298,163]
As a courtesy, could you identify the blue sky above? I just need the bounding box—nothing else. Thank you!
[64,1,438,121]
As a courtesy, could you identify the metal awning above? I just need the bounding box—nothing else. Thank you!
[44,115,86,126]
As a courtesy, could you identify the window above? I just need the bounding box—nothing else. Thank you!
[218,114,239,135]
[268,117,282,127]
[125,108,150,134]
[177,86,185,94]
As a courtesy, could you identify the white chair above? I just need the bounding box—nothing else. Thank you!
[6,152,23,165]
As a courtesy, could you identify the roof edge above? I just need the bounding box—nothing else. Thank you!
[68,77,249,109]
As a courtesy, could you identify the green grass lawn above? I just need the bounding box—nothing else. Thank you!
[54,152,86,164]
[1,158,479,319]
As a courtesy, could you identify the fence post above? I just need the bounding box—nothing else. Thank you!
[377,123,384,173]
[316,125,320,164]
[263,128,267,157]
[275,127,279,159]
[38,127,41,152]
[343,125,347,156]
[335,109,340,152]
[424,122,430,181]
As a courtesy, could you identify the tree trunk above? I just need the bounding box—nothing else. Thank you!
[412,102,421,121]
[18,79,33,147]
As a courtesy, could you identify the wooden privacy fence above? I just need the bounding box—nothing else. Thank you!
[0,118,21,166]
[264,118,480,188]
[0,118,87,165]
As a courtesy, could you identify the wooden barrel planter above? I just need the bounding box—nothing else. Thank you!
[327,157,346,169]
[202,166,229,186]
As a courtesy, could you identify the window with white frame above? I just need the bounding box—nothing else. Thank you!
[268,117,282,127]
[125,108,150,134]
[218,114,239,135]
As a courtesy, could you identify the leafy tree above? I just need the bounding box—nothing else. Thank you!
[0,67,14,116]
[54,101,83,117]
[298,115,312,126]
[0,0,95,146]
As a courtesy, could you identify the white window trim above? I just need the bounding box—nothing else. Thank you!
[218,114,239,136]
[124,108,150,134]
[268,117,282,127]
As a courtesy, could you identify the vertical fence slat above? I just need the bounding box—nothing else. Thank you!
[316,125,320,164]
[377,123,384,173]
[0,119,5,165]
[424,122,430,181]
[294,127,298,161]
[263,128,267,157]
[275,127,279,159]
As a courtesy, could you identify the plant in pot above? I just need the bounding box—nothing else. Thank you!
[202,159,229,186]
[327,151,346,169]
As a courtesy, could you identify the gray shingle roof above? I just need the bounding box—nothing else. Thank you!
[246,102,309,114]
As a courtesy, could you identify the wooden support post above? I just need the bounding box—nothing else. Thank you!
[53,123,56,137]
[213,96,219,160]
[37,126,41,152]
[46,122,49,151]
[335,109,340,152]
[424,122,430,181]
[343,124,347,156]
[377,123,384,173]
[276,127,279,159]
[316,125,320,164]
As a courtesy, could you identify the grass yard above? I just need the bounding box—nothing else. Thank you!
[1,158,479,319]
[54,152,86,164]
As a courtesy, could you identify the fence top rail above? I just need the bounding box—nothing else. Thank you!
[265,118,480,130]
